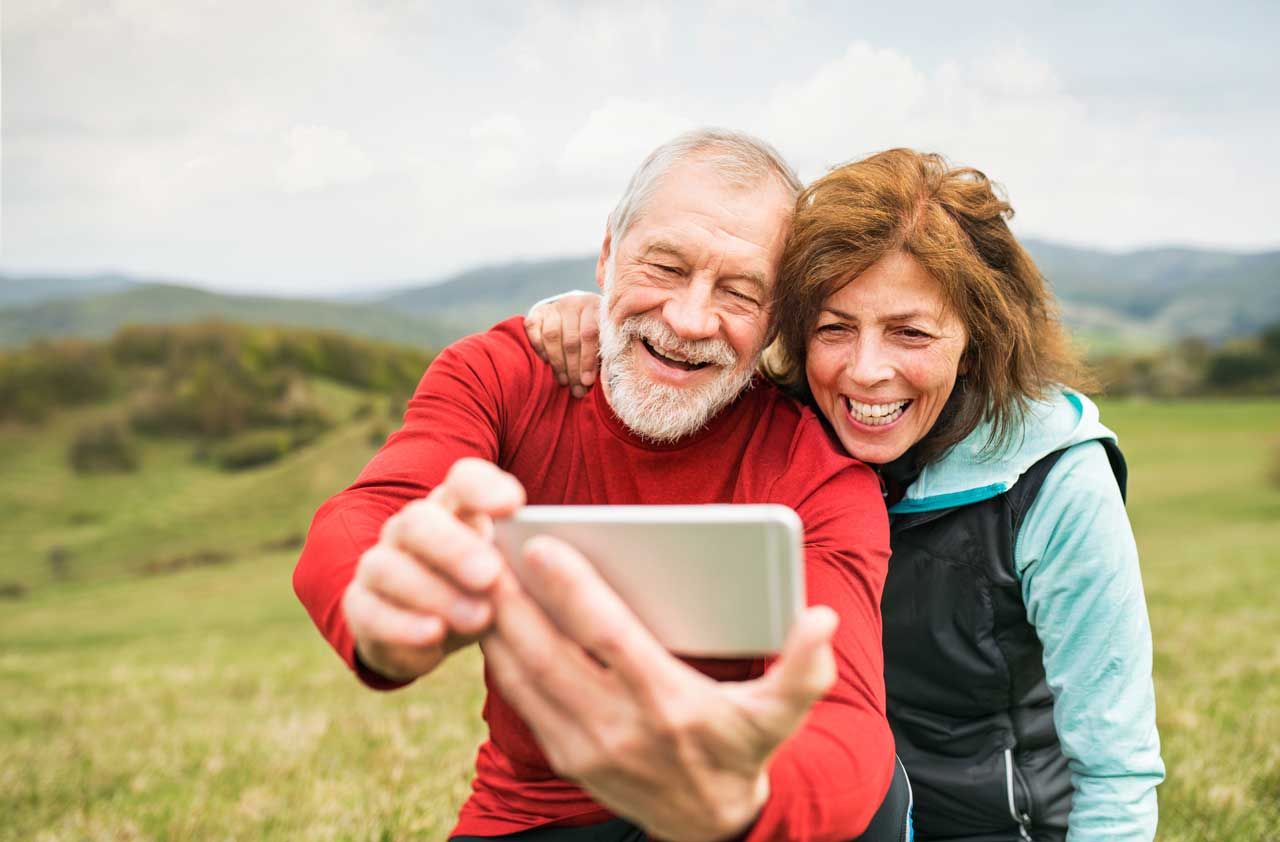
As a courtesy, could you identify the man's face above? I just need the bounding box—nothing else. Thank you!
[595,158,793,442]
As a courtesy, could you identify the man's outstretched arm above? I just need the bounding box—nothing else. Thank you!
[292,323,536,687]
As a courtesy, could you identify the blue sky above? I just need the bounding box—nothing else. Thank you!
[3,0,1277,294]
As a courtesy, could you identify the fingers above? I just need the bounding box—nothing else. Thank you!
[343,581,448,681]
[750,605,839,729]
[525,294,601,397]
[524,311,546,361]
[540,306,570,385]
[573,300,601,395]
[428,458,526,521]
[561,311,582,395]
[356,543,492,634]
[517,535,685,699]
[483,566,613,726]
[481,633,573,729]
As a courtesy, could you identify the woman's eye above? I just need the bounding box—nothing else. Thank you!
[898,327,931,340]
[817,323,849,335]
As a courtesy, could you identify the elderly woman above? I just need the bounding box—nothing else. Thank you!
[525,149,1164,842]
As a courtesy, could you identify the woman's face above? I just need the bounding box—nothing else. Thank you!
[805,251,968,465]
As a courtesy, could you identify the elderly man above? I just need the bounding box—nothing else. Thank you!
[293,129,895,841]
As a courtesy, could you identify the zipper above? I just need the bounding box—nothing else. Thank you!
[1003,748,1033,841]
[899,756,915,842]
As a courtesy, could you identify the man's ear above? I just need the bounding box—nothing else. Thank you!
[595,228,613,291]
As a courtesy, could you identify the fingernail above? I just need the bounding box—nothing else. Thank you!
[582,372,596,385]
[460,549,500,588]
[557,374,568,386]
[419,616,444,641]
[523,536,559,572]
[450,597,488,629]
[571,385,585,399]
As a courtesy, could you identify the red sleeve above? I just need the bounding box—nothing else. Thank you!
[291,318,538,689]
[746,440,894,841]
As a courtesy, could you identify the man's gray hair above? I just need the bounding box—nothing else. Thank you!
[607,128,803,240]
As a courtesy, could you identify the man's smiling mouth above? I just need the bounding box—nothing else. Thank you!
[640,338,713,372]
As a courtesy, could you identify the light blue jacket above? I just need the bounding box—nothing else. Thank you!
[889,391,1165,841]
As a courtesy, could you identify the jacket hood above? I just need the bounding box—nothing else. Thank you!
[889,390,1116,514]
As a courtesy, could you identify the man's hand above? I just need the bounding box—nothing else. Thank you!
[342,458,525,683]
[482,535,839,842]
[524,292,602,398]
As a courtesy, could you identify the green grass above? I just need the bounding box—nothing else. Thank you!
[1106,399,1280,840]
[2,398,1278,840]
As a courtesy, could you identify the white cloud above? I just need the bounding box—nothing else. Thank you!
[276,125,372,193]
[559,99,694,184]
[2,4,1275,292]
[469,114,530,184]
[761,42,1277,250]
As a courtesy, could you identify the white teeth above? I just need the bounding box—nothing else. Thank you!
[844,398,910,426]
[646,340,708,366]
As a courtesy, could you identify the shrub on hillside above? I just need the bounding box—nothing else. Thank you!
[68,422,140,474]
[212,430,293,471]
[111,324,176,366]
[1204,348,1280,394]
[129,358,289,438]
[0,340,117,422]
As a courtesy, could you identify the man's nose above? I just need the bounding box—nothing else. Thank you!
[661,283,718,340]
[847,336,894,388]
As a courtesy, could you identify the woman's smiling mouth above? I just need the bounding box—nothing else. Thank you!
[844,396,913,428]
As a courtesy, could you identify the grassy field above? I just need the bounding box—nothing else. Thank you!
[2,397,1278,840]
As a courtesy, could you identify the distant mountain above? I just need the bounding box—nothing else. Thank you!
[375,256,599,329]
[0,283,464,349]
[0,274,138,307]
[1,241,1276,352]
[1023,241,1280,341]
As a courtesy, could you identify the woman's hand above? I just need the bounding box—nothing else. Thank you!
[524,292,603,398]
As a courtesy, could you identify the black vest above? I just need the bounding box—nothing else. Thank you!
[883,442,1127,842]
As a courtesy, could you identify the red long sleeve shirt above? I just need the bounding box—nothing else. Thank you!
[293,318,894,841]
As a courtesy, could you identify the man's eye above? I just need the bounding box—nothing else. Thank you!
[652,263,680,275]
[726,289,758,305]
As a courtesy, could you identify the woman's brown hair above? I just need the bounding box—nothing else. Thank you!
[769,148,1093,464]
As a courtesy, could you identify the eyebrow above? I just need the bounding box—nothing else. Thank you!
[639,241,768,293]
[820,307,930,322]
[639,241,689,263]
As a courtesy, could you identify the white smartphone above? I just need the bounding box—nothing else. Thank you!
[493,504,804,658]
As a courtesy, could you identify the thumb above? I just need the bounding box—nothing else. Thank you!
[430,457,526,521]
[761,605,839,711]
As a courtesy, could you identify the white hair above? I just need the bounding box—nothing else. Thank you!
[607,128,803,241]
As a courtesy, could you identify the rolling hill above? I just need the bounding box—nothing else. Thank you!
[2,241,1277,351]
[0,282,466,349]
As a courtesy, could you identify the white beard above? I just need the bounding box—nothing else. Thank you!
[597,299,758,444]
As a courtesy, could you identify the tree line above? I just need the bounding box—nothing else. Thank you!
[1091,322,1280,398]
[0,321,433,473]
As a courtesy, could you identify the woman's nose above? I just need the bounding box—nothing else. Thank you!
[847,338,894,387]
